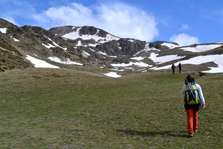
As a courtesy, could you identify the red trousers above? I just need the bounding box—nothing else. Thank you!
[186,109,198,134]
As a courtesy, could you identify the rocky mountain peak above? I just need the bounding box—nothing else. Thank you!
[0,18,17,28]
[49,25,118,40]
[1,18,223,75]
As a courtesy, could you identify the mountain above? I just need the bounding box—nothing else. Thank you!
[0,18,223,76]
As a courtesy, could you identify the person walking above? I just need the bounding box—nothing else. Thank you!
[179,63,182,73]
[181,75,205,137]
[171,64,176,74]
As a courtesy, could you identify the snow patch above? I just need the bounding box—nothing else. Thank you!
[111,61,151,68]
[134,43,159,56]
[13,38,19,42]
[26,55,59,68]
[0,28,7,34]
[48,57,82,65]
[76,40,82,46]
[104,72,121,78]
[88,43,98,47]
[130,56,145,61]
[161,42,179,49]
[82,51,90,58]
[149,52,185,64]
[180,44,222,52]
[62,29,119,43]
[43,37,67,51]
[82,51,90,56]
[98,51,108,56]
[128,39,135,42]
[42,43,55,49]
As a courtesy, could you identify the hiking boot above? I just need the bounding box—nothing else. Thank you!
[194,130,198,133]
[188,133,193,137]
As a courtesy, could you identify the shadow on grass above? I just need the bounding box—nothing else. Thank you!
[117,129,188,138]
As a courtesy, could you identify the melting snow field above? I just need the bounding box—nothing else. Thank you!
[111,61,151,68]
[161,42,179,49]
[103,72,121,78]
[48,57,82,65]
[130,57,145,61]
[180,44,222,52]
[26,55,59,68]
[62,28,119,43]
[42,37,67,51]
[149,53,185,64]
[151,54,223,73]
[181,55,223,73]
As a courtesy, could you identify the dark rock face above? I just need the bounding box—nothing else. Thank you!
[49,26,74,36]
[94,39,146,56]
[79,26,98,36]
[50,26,110,38]
[119,39,146,55]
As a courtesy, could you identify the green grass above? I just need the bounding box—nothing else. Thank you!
[0,68,223,148]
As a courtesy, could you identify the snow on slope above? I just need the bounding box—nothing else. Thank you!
[111,61,151,68]
[161,42,179,49]
[181,55,223,73]
[0,28,7,33]
[103,72,121,78]
[130,56,145,61]
[134,43,160,56]
[62,28,119,43]
[26,55,59,68]
[149,52,185,64]
[151,54,223,73]
[42,43,55,49]
[13,38,19,42]
[180,44,222,52]
[48,57,82,65]
[42,37,67,51]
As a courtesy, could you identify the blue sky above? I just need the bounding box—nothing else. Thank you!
[1,0,223,46]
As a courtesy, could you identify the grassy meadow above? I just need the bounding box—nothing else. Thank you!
[0,68,223,148]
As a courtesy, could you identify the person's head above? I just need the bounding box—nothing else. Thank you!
[186,75,195,83]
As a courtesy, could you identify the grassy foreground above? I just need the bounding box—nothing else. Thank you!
[0,68,223,148]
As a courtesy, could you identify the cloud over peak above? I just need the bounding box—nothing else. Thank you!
[170,33,199,46]
[38,2,159,42]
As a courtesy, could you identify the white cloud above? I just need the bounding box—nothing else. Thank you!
[180,24,189,31]
[37,2,158,42]
[169,33,199,46]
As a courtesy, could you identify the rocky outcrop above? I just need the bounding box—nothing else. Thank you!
[0,33,33,71]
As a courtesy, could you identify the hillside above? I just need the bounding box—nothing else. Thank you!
[1,18,223,76]
[0,68,223,148]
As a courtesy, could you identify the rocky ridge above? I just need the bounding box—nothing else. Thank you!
[0,18,223,75]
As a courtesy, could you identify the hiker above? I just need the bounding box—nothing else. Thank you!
[181,75,205,137]
[171,64,175,74]
[179,63,182,73]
